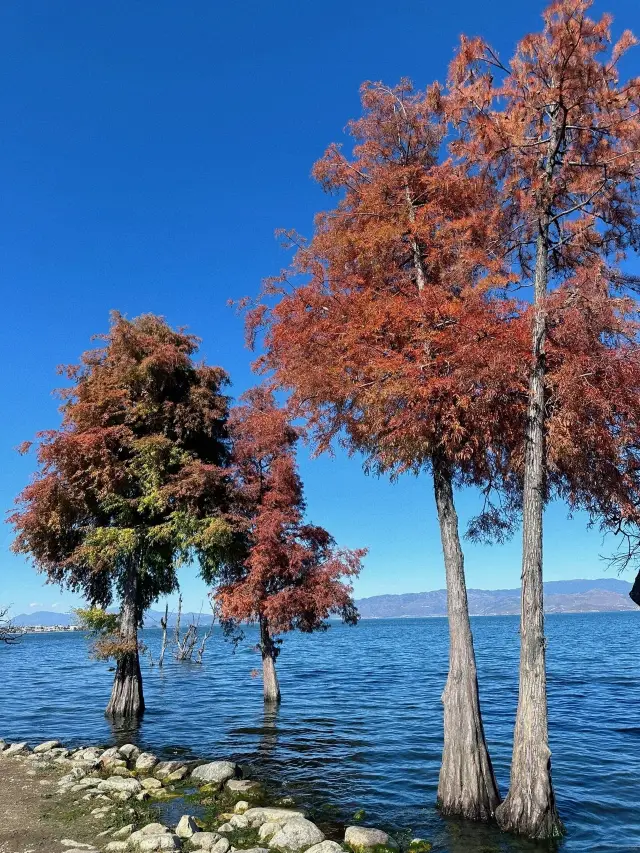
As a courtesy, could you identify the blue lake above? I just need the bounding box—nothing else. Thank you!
[1,613,638,853]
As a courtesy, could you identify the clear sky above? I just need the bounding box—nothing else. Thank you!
[1,0,639,616]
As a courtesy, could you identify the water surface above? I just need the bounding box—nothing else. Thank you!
[2,613,638,853]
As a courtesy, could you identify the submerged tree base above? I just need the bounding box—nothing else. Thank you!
[105,652,145,718]
[495,791,564,840]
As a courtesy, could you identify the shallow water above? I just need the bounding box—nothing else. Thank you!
[1,613,639,853]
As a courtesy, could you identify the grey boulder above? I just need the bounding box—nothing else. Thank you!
[344,828,397,851]
[268,818,325,852]
[191,761,237,785]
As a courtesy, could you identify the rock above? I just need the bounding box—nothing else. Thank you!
[109,765,133,777]
[34,739,61,753]
[61,841,94,849]
[119,744,141,761]
[136,791,150,802]
[229,814,249,829]
[135,752,159,772]
[344,828,397,852]
[98,776,143,795]
[189,832,224,851]
[142,777,163,791]
[131,823,171,838]
[191,761,237,785]
[268,818,325,852]
[234,801,250,815]
[244,809,306,829]
[100,747,123,763]
[60,767,88,783]
[217,823,234,833]
[154,760,185,778]
[106,844,129,853]
[65,847,98,853]
[113,824,135,839]
[0,740,7,751]
[226,779,262,796]
[4,742,29,756]
[49,747,70,758]
[240,849,270,853]
[137,837,182,853]
[73,747,102,762]
[176,815,200,838]
[166,767,188,782]
[306,843,344,853]
[258,823,281,843]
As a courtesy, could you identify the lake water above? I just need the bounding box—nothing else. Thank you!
[1,613,638,853]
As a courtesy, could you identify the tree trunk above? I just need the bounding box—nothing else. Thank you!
[495,224,563,839]
[260,617,281,704]
[432,452,501,821]
[105,562,144,718]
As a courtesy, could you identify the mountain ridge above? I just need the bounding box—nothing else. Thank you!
[11,578,637,625]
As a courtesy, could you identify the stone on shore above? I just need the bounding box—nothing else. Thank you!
[98,776,143,796]
[344,827,397,851]
[268,818,324,852]
[119,744,141,761]
[106,844,129,853]
[191,761,237,785]
[34,739,61,753]
[225,779,261,797]
[306,843,343,853]
[128,824,181,852]
[154,760,184,778]
[135,752,159,772]
[141,777,163,791]
[189,832,224,851]
[4,742,30,756]
[234,801,250,814]
[176,815,199,838]
[113,824,135,839]
[243,808,306,828]
[258,823,280,843]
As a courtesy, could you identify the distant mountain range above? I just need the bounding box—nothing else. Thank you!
[354,578,637,618]
[11,579,637,627]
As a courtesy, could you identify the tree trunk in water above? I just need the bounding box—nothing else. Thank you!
[105,563,144,718]
[260,617,281,704]
[495,224,563,839]
[433,453,501,821]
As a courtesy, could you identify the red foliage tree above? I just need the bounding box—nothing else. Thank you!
[245,82,524,819]
[447,0,640,837]
[11,313,235,718]
[213,387,366,703]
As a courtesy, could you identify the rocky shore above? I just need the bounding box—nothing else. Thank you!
[0,739,431,853]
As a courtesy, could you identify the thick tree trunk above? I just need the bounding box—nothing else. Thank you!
[433,452,501,820]
[260,617,281,704]
[495,226,562,839]
[105,563,144,718]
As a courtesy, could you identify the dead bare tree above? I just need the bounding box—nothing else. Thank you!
[0,607,22,645]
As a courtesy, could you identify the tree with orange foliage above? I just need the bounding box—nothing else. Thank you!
[246,82,523,820]
[212,388,365,703]
[10,313,235,718]
[447,0,640,837]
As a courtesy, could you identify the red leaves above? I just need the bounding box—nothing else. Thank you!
[215,389,365,637]
[10,313,233,608]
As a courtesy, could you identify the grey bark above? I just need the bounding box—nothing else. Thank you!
[433,452,501,820]
[496,111,564,838]
[260,616,281,704]
[105,561,144,718]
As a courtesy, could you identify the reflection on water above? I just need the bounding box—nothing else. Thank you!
[1,613,639,852]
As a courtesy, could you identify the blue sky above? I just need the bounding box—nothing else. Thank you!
[1,0,638,616]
